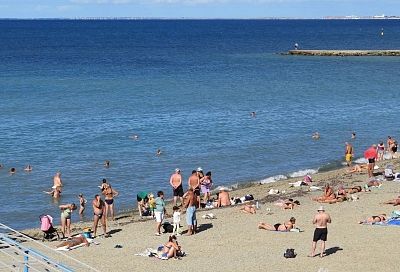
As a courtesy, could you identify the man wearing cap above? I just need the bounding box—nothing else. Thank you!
[170,168,184,207]
[309,206,331,258]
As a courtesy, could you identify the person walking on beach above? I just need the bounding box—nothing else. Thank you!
[309,206,331,258]
[170,168,184,207]
[188,170,200,208]
[345,142,354,167]
[92,194,109,238]
[59,203,77,238]
[364,144,378,178]
[183,188,197,235]
[154,191,167,236]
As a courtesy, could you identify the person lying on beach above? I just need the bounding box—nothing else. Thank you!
[312,184,336,203]
[382,196,400,206]
[158,235,181,260]
[239,203,256,214]
[56,235,89,250]
[345,186,362,194]
[346,164,368,174]
[258,217,296,232]
[274,199,300,210]
[364,179,382,191]
[358,214,387,224]
[335,186,347,202]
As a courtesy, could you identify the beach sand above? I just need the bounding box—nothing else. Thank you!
[14,159,400,271]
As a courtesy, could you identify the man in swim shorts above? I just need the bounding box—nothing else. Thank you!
[364,145,378,178]
[170,168,184,207]
[183,188,197,235]
[345,142,353,167]
[309,206,331,258]
[92,194,108,238]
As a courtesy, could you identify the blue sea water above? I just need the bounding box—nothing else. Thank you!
[1,19,400,230]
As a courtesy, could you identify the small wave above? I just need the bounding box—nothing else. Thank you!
[354,158,367,164]
[259,174,288,184]
[288,169,318,178]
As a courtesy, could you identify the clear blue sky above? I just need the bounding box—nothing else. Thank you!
[0,0,398,19]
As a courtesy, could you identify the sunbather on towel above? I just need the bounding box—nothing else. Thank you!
[345,186,362,194]
[56,235,89,250]
[358,214,387,224]
[258,217,296,232]
[239,203,256,214]
[274,199,300,210]
[382,196,400,206]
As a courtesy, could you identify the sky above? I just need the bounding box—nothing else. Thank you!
[0,0,398,19]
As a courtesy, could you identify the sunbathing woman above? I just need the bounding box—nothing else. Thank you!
[346,164,368,174]
[239,203,256,214]
[312,184,336,203]
[274,199,300,210]
[382,196,400,206]
[258,217,296,232]
[56,235,89,250]
[358,214,387,224]
[335,186,347,202]
[345,186,362,194]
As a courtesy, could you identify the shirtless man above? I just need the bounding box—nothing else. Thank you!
[217,188,231,207]
[170,168,183,206]
[183,188,197,235]
[53,172,63,188]
[309,206,331,258]
[56,235,89,250]
[345,142,354,167]
[312,184,336,203]
[188,170,201,208]
[92,194,108,238]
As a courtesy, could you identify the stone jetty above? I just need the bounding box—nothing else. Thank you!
[287,50,400,56]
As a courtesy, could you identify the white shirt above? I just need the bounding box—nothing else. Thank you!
[173,211,181,224]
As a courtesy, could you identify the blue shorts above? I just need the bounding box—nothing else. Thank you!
[186,206,197,226]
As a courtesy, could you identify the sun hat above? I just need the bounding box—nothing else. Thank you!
[175,168,180,173]
[317,206,325,211]
[196,167,203,172]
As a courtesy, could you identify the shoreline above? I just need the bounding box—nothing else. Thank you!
[21,156,398,238]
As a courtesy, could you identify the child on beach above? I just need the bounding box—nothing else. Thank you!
[78,193,87,219]
[172,206,181,235]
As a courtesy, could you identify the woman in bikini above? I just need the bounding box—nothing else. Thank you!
[102,181,119,221]
[159,235,181,260]
[258,217,296,232]
[345,186,362,194]
[359,214,387,224]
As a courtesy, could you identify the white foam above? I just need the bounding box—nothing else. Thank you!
[259,174,287,184]
[288,169,318,178]
[354,158,367,164]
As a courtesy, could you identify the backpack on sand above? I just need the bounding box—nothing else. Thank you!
[283,248,297,258]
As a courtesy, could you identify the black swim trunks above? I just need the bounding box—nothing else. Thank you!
[368,158,375,164]
[313,228,328,242]
[194,187,200,196]
[173,185,184,197]
[105,199,114,205]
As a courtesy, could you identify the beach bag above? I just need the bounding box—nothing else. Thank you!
[40,215,53,232]
[162,222,174,233]
[283,248,296,258]
[244,194,254,201]
[385,168,395,180]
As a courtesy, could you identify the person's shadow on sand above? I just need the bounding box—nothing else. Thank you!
[325,246,343,256]
[181,223,213,235]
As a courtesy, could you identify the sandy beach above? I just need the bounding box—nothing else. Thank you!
[9,158,399,272]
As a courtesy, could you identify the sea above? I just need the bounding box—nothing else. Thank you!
[1,19,400,230]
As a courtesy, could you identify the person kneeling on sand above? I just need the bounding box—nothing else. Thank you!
[216,187,231,207]
[358,214,387,224]
[239,203,256,214]
[56,235,89,250]
[382,196,400,206]
[312,184,336,203]
[158,235,182,260]
[258,217,296,232]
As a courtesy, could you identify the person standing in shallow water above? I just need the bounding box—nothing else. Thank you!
[345,142,354,167]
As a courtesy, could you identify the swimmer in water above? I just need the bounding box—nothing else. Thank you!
[9,167,16,175]
[104,160,110,168]
[251,111,256,117]
[351,132,356,139]
[24,165,32,172]
[312,132,320,140]
[156,149,162,156]
[129,134,139,140]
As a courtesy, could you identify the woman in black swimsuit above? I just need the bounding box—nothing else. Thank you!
[359,214,386,224]
[258,217,296,231]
